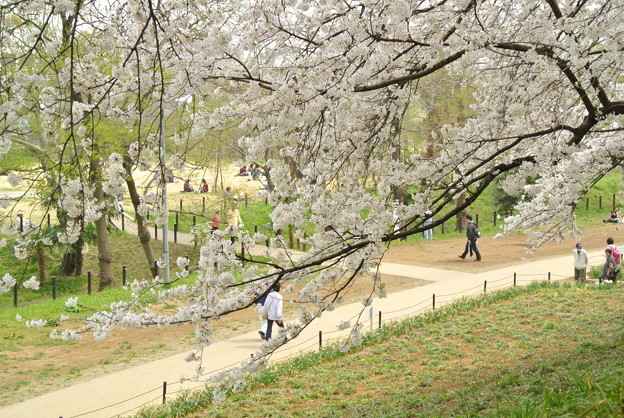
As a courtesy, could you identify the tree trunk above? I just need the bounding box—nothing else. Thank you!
[91,159,114,290]
[455,193,467,232]
[36,247,46,285]
[123,157,157,278]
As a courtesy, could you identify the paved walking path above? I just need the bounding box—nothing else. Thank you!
[0,221,607,418]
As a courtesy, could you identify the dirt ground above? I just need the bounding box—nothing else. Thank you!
[1,222,622,405]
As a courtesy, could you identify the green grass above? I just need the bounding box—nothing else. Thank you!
[136,282,624,417]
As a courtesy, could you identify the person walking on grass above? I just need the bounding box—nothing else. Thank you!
[263,284,284,341]
[458,214,481,262]
[210,209,221,233]
[572,243,589,282]
[226,202,243,243]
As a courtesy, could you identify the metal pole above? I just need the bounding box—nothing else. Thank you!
[160,108,170,283]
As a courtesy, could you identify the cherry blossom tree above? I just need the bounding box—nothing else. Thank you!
[1,0,623,398]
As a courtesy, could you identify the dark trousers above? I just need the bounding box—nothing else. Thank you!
[265,319,284,340]
[460,240,481,260]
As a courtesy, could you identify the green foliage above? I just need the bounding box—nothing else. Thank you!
[137,283,624,417]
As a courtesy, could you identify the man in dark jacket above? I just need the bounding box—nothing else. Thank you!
[458,214,482,261]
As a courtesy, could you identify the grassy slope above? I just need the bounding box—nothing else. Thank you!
[139,283,624,417]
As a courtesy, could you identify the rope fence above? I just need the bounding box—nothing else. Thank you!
[65,268,593,418]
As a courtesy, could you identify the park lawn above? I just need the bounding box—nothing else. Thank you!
[140,283,624,417]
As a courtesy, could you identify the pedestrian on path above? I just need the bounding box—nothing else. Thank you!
[458,214,481,261]
[255,291,268,340]
[572,242,588,282]
[606,237,621,265]
[423,210,433,241]
[263,284,284,341]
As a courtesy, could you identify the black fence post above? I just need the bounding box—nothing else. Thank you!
[241,244,246,267]
[254,225,258,234]
[613,194,616,208]
[179,199,183,212]
[513,272,517,287]
[121,213,125,231]
[174,224,178,243]
[432,294,436,310]
[303,232,307,251]
[202,197,206,213]
[162,381,167,404]
[52,276,57,300]
[319,331,322,350]
[154,223,158,240]
[193,215,196,228]
[484,280,487,293]
[586,198,589,210]
[476,214,479,228]
[378,311,382,329]
[175,212,179,226]
[548,272,551,282]
[47,213,51,227]
[88,271,92,295]
[599,196,602,210]
[122,265,127,286]
[245,193,248,207]
[441,222,445,235]
[493,211,497,226]
[13,284,18,308]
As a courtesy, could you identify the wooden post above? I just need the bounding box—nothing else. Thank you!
[548,272,551,282]
[513,272,517,287]
[484,280,487,293]
[202,196,206,213]
[476,214,479,228]
[378,311,382,329]
[88,271,92,295]
[47,213,51,227]
[319,331,322,350]
[13,284,17,308]
[432,294,436,310]
[586,197,589,210]
[122,265,127,286]
[121,213,125,231]
[174,224,178,243]
[52,276,57,300]
[493,211,497,226]
[599,196,602,210]
[162,381,167,404]
[179,199,183,211]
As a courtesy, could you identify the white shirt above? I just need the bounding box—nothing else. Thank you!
[572,248,588,269]
[264,291,283,321]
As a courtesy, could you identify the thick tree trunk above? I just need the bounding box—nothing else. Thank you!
[36,247,45,285]
[123,157,157,278]
[455,193,467,232]
[91,159,114,290]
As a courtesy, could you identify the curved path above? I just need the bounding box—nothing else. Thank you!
[0,224,605,417]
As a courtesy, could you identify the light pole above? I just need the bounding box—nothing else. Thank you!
[159,95,192,283]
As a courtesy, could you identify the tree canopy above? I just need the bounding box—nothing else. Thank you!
[1,0,623,398]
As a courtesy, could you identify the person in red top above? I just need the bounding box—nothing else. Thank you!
[210,209,220,233]
[199,179,209,193]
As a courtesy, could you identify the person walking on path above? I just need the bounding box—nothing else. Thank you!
[210,209,221,233]
[599,247,617,284]
[263,284,284,341]
[423,210,433,241]
[458,214,481,261]
[572,243,589,282]
[255,291,268,340]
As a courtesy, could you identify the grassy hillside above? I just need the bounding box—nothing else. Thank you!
[138,282,624,417]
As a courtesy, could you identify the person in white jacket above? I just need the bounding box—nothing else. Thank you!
[572,243,589,282]
[263,284,284,341]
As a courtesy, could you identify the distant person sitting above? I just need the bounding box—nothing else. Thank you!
[182,179,194,192]
[199,179,209,193]
[603,206,621,223]
[237,165,249,176]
